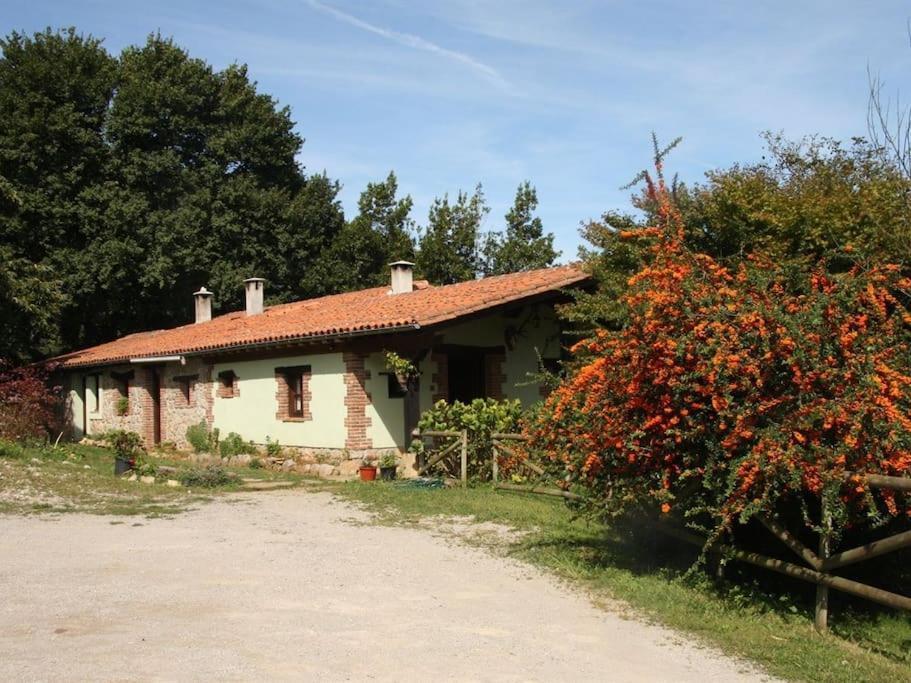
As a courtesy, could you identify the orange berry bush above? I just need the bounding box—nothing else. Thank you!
[527,157,911,538]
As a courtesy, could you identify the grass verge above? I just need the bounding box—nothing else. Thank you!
[333,480,911,683]
[0,440,301,516]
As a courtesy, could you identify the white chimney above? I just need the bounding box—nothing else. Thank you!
[244,277,265,316]
[389,261,414,295]
[193,287,213,324]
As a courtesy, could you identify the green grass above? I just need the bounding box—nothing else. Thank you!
[333,481,911,683]
[0,439,301,517]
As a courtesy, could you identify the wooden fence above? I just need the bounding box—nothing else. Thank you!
[412,427,911,630]
[412,429,468,486]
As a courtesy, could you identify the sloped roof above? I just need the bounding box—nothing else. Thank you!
[52,265,589,368]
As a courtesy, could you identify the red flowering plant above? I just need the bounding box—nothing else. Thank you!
[0,360,61,442]
[527,147,911,543]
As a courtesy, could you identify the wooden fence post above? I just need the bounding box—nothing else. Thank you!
[491,440,499,485]
[815,505,832,633]
[460,429,468,487]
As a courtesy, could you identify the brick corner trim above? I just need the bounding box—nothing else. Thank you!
[343,352,372,450]
[484,351,506,400]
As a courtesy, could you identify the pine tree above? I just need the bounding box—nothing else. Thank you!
[327,171,415,291]
[417,184,488,285]
[483,181,558,275]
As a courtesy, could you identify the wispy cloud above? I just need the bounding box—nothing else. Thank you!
[303,0,514,93]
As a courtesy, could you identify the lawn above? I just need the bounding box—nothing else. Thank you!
[334,481,911,683]
[0,439,301,516]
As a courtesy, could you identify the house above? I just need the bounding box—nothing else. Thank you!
[52,262,589,463]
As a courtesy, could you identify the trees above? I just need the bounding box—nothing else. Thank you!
[327,171,415,291]
[418,184,488,285]
[483,181,558,275]
[574,134,911,334]
[0,29,345,358]
[0,29,115,360]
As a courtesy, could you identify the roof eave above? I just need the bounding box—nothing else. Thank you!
[54,322,422,370]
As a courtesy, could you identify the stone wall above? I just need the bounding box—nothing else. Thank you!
[158,359,214,447]
[73,359,214,449]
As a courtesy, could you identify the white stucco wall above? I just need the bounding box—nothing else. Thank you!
[66,374,85,440]
[213,353,347,448]
[365,351,404,449]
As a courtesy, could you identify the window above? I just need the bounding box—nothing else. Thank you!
[387,373,408,399]
[110,370,133,415]
[174,374,198,407]
[275,365,311,421]
[218,370,238,398]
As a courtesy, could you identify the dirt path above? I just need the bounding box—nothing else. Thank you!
[0,490,766,682]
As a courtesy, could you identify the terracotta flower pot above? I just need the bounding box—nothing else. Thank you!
[359,466,377,482]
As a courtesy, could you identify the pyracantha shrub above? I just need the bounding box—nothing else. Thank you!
[0,360,60,441]
[527,147,911,540]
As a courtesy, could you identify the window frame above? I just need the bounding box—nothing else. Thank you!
[275,365,312,421]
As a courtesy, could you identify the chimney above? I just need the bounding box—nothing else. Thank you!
[193,287,213,324]
[244,277,265,316]
[389,261,414,295]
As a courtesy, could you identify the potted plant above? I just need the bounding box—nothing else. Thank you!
[109,430,144,476]
[378,452,397,481]
[384,351,418,391]
[358,458,377,482]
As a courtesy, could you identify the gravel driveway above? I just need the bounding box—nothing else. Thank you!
[0,490,764,682]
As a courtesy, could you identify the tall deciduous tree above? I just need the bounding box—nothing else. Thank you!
[0,29,347,358]
[571,133,911,333]
[0,28,114,360]
[483,181,558,275]
[417,184,488,285]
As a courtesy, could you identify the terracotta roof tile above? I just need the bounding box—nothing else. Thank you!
[52,265,589,368]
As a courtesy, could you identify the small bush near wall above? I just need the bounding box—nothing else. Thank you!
[186,421,219,454]
[414,398,524,480]
[178,464,234,488]
[265,436,282,459]
[0,361,60,441]
[218,432,256,459]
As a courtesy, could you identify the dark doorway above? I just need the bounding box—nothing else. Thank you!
[149,368,162,445]
[447,347,486,403]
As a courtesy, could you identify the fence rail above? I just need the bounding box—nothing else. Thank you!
[411,428,911,629]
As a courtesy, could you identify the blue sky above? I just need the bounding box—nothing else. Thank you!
[5,1,911,258]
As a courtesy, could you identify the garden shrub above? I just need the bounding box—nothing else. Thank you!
[528,154,911,542]
[186,421,218,454]
[414,398,524,480]
[265,436,282,458]
[0,360,60,441]
[218,432,255,459]
[105,430,144,462]
[178,464,234,488]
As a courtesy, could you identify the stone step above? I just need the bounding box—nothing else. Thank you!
[239,480,297,491]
